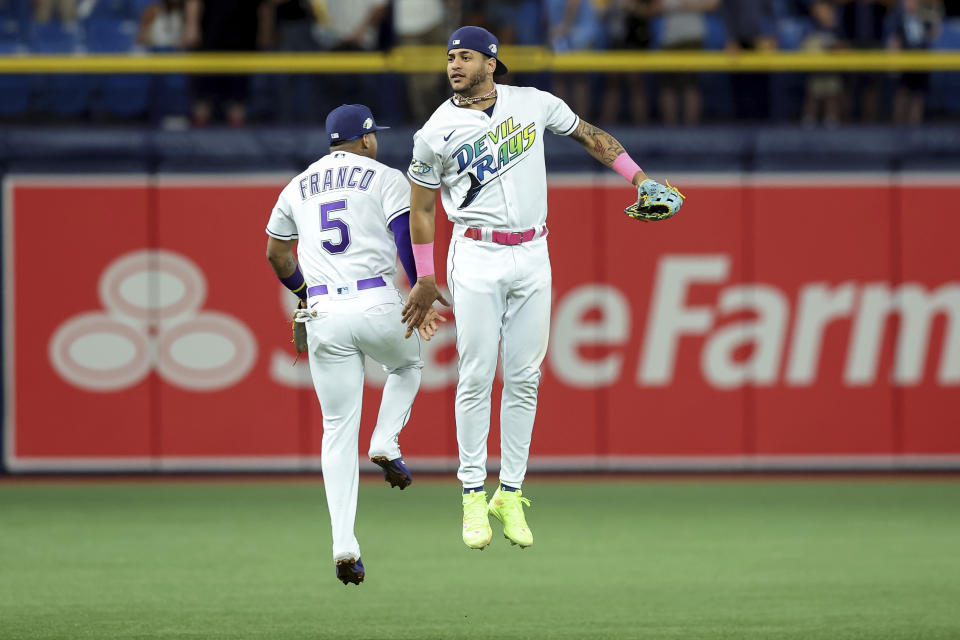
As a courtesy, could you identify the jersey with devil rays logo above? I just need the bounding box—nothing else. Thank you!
[408,83,579,231]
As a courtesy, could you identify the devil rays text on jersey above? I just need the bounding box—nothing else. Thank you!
[452,117,537,208]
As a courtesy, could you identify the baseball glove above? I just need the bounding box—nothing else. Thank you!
[625,179,685,222]
[292,300,308,358]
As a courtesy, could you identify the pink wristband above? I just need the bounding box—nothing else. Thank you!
[412,242,435,278]
[612,152,642,184]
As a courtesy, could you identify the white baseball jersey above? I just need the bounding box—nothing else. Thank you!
[407,83,579,230]
[266,151,410,287]
[266,150,423,564]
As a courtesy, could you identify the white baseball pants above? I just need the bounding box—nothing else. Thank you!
[447,231,552,489]
[303,286,423,562]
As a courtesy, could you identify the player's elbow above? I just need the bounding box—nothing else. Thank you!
[265,238,295,271]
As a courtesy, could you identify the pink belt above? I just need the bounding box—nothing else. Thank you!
[464,226,547,246]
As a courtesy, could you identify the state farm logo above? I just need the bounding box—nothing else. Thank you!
[549,255,960,389]
[49,250,257,392]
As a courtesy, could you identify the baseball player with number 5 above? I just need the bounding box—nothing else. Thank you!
[266,104,443,586]
[401,26,685,550]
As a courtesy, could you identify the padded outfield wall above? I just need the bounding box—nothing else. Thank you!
[2,164,959,473]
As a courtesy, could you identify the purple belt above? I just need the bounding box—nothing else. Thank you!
[464,226,547,245]
[307,276,386,297]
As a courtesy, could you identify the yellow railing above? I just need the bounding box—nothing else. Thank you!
[1,47,959,73]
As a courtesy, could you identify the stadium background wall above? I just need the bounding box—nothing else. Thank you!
[2,161,958,473]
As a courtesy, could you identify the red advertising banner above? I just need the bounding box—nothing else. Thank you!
[4,174,959,471]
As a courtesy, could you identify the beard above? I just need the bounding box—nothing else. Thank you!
[453,67,490,96]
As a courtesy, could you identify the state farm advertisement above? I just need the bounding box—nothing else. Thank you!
[4,175,959,471]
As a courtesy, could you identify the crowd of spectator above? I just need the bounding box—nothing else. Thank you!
[0,0,958,126]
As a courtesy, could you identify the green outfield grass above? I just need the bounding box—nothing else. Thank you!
[1,478,959,640]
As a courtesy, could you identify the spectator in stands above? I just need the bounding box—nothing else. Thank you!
[600,0,654,124]
[181,0,269,126]
[887,0,944,124]
[721,0,776,120]
[325,0,388,51]
[656,0,719,125]
[464,0,544,45]
[836,0,895,122]
[259,0,316,51]
[394,0,453,122]
[32,0,76,24]
[258,1,320,123]
[801,0,843,127]
[313,0,387,116]
[138,0,185,50]
[547,0,606,119]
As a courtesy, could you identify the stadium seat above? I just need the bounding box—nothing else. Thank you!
[0,16,24,47]
[86,0,139,21]
[98,74,148,117]
[84,16,148,117]
[151,73,191,119]
[28,22,90,117]
[0,0,30,21]
[703,13,727,50]
[28,20,80,53]
[930,19,960,115]
[0,74,30,116]
[0,35,29,116]
[84,17,137,53]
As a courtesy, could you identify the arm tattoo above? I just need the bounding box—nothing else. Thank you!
[268,249,298,278]
[571,120,626,167]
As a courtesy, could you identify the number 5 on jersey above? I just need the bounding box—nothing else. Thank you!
[320,200,351,254]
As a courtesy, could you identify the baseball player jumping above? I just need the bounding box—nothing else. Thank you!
[266,104,442,585]
[401,27,684,550]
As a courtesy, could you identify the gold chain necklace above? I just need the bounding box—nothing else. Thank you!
[452,87,497,106]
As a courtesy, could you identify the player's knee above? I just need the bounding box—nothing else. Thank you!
[504,366,542,391]
[457,374,496,401]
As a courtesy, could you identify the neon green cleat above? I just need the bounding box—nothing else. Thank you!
[488,487,533,548]
[462,490,493,550]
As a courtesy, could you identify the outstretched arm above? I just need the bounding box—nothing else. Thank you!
[568,119,648,188]
[402,182,450,332]
[568,118,686,220]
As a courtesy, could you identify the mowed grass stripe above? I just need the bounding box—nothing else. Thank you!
[1,481,958,639]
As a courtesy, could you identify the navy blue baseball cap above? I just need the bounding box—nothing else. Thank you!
[325,104,389,144]
[448,26,508,77]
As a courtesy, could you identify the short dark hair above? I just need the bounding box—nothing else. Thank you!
[329,139,351,147]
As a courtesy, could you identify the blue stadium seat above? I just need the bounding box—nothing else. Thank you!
[153,73,191,118]
[84,17,137,53]
[100,74,149,116]
[0,75,30,115]
[0,0,30,21]
[930,19,960,115]
[704,13,727,50]
[0,16,24,47]
[87,0,138,21]
[85,18,149,117]
[29,20,80,52]
[29,22,90,117]
[0,37,29,115]
[144,45,190,119]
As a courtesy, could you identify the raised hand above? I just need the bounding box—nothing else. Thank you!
[406,306,448,341]
[401,276,450,333]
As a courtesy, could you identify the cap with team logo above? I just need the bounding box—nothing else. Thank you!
[448,26,509,77]
[325,104,390,143]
